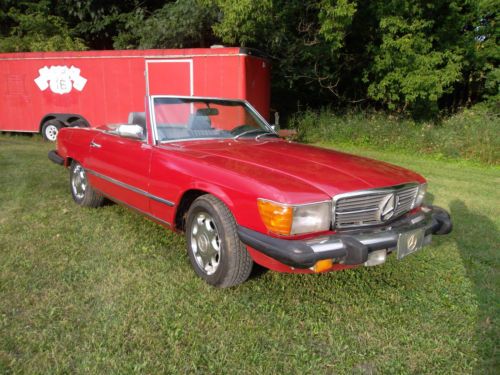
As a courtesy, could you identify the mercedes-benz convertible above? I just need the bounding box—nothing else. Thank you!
[49,96,452,287]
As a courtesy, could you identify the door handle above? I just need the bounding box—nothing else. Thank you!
[90,141,102,148]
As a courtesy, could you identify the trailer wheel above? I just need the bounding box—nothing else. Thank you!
[42,120,64,142]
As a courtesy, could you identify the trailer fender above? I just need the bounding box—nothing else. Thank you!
[40,114,90,141]
[39,114,90,132]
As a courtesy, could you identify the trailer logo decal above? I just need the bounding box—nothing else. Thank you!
[34,65,87,94]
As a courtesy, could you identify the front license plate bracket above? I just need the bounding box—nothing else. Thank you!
[397,228,425,260]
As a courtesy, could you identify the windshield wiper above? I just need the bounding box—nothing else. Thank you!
[233,129,265,140]
[255,131,279,140]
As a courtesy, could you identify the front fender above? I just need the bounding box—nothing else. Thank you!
[187,180,236,210]
[180,179,265,232]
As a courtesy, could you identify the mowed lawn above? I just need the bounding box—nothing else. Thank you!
[0,135,498,374]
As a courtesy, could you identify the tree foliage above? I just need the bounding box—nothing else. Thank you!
[472,0,499,104]
[0,1,86,52]
[0,0,497,117]
[114,0,219,49]
[365,16,463,114]
[210,0,497,116]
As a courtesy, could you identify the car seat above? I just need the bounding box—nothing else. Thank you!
[128,112,146,134]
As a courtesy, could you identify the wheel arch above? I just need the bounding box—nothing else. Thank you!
[39,113,90,132]
[174,186,237,231]
[64,156,75,168]
[174,189,208,231]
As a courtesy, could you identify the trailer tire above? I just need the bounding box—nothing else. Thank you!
[42,120,64,142]
[70,119,89,128]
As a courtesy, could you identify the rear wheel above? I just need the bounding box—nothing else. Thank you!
[42,120,63,141]
[185,195,253,287]
[70,161,105,207]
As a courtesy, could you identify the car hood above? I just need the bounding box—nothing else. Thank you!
[163,139,425,202]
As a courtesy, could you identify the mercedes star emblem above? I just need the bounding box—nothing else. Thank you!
[407,233,418,251]
[379,193,397,221]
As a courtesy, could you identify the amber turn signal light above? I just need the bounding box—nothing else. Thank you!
[257,199,293,235]
[313,259,333,273]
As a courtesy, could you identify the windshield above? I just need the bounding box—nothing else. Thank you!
[151,97,275,142]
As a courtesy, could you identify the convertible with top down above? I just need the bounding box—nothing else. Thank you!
[49,96,452,287]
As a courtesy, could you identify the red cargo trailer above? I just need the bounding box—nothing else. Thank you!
[0,47,270,141]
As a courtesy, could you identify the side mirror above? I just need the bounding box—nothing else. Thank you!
[117,124,144,140]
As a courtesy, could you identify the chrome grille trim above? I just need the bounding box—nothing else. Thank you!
[332,183,419,229]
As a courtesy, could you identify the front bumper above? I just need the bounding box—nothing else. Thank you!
[237,206,452,269]
[48,150,64,165]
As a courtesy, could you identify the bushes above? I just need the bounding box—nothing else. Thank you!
[291,105,499,165]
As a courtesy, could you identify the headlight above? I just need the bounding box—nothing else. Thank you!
[413,183,427,208]
[257,199,331,235]
[292,202,332,234]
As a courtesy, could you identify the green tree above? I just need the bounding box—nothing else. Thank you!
[362,1,479,116]
[0,1,86,52]
[471,0,499,106]
[0,0,496,116]
[212,0,358,112]
[58,0,163,50]
[212,0,494,116]
[114,0,219,49]
[365,16,463,114]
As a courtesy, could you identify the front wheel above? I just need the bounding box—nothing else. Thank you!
[185,195,253,287]
[70,161,105,207]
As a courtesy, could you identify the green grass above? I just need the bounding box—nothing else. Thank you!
[291,104,500,165]
[0,134,498,374]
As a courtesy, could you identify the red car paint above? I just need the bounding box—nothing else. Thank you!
[55,118,426,273]
[0,48,270,133]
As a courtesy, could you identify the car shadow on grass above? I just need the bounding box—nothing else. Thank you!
[248,263,269,280]
[449,199,499,373]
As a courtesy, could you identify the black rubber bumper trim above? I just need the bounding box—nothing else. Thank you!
[238,205,452,269]
[48,150,64,165]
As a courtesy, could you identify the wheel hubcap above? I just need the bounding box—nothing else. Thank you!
[45,125,58,141]
[190,212,221,275]
[71,165,87,200]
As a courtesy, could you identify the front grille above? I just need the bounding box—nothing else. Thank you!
[333,184,419,229]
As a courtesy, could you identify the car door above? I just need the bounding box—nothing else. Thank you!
[84,131,152,213]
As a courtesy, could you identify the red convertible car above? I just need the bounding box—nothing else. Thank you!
[49,96,452,287]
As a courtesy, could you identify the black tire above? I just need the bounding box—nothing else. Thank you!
[185,194,253,287]
[70,161,105,207]
[70,119,89,128]
[41,119,64,142]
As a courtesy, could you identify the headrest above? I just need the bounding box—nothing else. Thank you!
[188,114,212,130]
[128,112,146,128]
